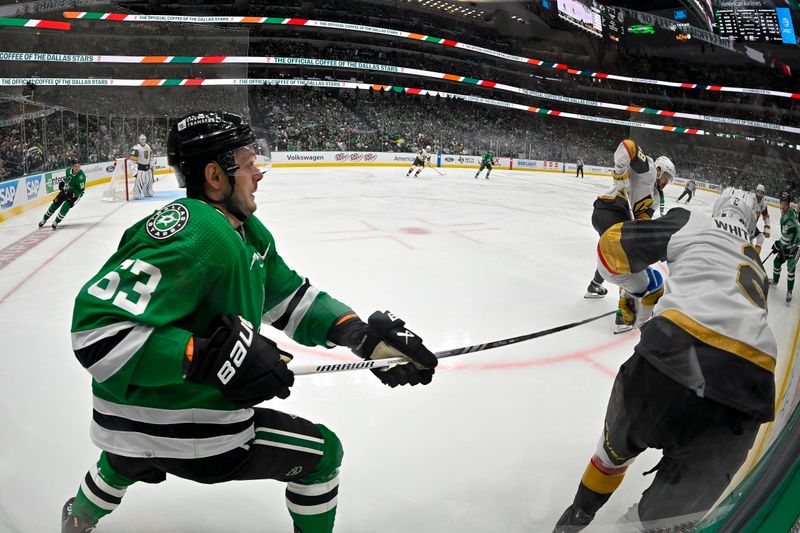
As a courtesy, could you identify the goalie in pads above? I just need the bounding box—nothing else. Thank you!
[130,133,154,199]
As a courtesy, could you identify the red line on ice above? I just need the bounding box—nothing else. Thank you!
[0,204,127,305]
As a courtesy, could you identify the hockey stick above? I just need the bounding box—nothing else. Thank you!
[427,161,445,176]
[761,250,774,266]
[291,309,617,376]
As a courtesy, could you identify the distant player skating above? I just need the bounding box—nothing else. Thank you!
[475,151,494,179]
[575,157,584,179]
[677,178,696,204]
[751,183,771,254]
[406,145,432,178]
[38,160,85,230]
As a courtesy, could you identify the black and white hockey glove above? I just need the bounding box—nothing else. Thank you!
[184,315,294,408]
[58,180,66,191]
[328,310,437,387]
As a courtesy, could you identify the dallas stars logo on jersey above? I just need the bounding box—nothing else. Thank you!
[146,203,190,240]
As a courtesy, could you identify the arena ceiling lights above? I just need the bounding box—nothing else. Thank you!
[412,0,485,20]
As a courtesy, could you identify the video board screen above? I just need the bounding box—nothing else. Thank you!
[715,8,783,42]
[557,0,602,38]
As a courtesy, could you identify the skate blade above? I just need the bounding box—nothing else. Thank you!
[584,292,606,299]
[614,325,634,334]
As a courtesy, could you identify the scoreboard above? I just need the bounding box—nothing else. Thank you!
[715,8,783,42]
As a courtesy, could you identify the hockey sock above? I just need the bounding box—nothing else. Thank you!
[287,471,339,533]
[789,270,795,292]
[286,424,343,533]
[592,270,605,285]
[54,202,72,225]
[42,202,58,222]
[70,452,135,525]
[572,456,628,516]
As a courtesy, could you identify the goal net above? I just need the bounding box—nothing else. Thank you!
[102,158,135,202]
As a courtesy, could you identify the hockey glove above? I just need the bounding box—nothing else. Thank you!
[612,170,630,195]
[184,315,294,408]
[631,267,665,328]
[328,311,437,387]
[58,180,66,191]
[764,225,771,239]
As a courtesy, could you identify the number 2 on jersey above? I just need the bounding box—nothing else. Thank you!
[87,258,162,315]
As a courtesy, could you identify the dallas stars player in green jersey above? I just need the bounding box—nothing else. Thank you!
[772,191,800,304]
[61,112,437,533]
[38,160,86,230]
[475,151,494,179]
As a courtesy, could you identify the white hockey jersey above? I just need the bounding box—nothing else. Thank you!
[415,148,431,162]
[130,143,152,167]
[754,196,769,223]
[597,208,777,421]
[599,139,660,220]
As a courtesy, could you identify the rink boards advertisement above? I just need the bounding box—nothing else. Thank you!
[271,151,614,174]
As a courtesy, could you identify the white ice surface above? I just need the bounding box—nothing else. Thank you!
[0,167,796,532]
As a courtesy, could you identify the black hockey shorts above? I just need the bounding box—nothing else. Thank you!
[105,408,325,485]
[601,352,759,526]
[479,161,492,171]
[53,190,77,208]
[412,157,424,167]
[591,197,631,237]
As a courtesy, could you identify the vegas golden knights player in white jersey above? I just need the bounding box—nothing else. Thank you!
[556,187,776,532]
[752,183,771,254]
[585,139,675,334]
[130,133,154,199]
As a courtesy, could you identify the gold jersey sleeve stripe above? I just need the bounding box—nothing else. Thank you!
[581,461,626,495]
[597,223,631,275]
[661,309,776,373]
[621,139,637,161]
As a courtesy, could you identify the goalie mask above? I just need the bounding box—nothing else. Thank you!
[712,187,757,236]
[167,111,271,219]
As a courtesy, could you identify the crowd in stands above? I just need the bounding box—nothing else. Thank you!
[0,105,171,179]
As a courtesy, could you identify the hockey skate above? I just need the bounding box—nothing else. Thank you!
[51,223,59,231]
[584,281,608,299]
[553,504,594,533]
[614,293,636,334]
[787,291,793,306]
[37,220,45,228]
[61,498,95,533]
[614,311,634,334]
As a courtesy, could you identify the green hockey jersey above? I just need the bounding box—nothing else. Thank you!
[65,167,86,198]
[481,152,494,164]
[71,198,351,459]
[778,208,800,250]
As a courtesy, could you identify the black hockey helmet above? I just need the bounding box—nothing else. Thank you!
[166,111,269,193]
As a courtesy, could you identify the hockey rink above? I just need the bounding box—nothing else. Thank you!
[0,165,797,532]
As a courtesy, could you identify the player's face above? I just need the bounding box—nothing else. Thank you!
[72,163,80,173]
[756,191,764,202]
[656,169,672,190]
[230,145,263,217]
[781,199,789,214]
